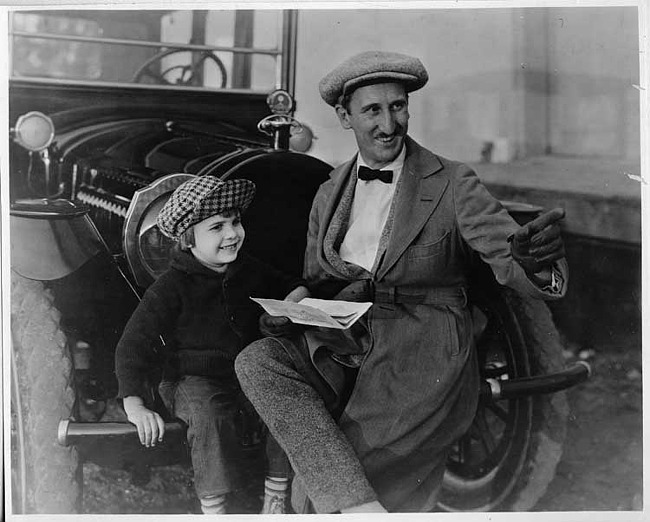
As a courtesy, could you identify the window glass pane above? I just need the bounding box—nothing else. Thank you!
[10,9,285,92]
[253,10,281,49]
[12,12,102,80]
[205,10,236,88]
[251,54,278,91]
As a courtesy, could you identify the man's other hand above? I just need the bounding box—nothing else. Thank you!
[259,312,296,338]
[511,207,566,275]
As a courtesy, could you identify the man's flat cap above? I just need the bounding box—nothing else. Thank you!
[319,51,429,106]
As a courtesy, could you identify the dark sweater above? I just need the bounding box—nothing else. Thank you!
[115,247,305,398]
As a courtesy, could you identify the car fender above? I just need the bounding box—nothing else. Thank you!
[10,201,103,281]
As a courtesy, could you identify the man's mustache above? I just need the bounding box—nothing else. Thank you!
[375,124,405,139]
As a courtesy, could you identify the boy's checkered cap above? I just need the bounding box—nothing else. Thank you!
[319,51,428,107]
[157,176,256,240]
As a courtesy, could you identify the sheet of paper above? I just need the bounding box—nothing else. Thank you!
[299,298,372,319]
[251,297,372,329]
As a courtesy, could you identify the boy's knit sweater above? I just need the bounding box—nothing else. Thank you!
[115,247,304,398]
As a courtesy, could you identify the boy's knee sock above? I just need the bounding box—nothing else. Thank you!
[200,494,227,514]
[265,476,289,495]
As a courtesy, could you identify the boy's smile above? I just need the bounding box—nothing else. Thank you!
[191,210,245,272]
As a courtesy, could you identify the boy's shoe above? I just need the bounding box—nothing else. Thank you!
[261,492,287,514]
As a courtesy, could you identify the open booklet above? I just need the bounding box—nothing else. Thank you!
[251,297,372,329]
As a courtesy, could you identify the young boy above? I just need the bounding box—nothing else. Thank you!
[115,176,309,514]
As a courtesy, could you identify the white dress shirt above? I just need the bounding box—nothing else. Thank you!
[339,146,406,272]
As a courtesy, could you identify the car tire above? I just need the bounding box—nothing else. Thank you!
[438,286,569,511]
[10,271,82,514]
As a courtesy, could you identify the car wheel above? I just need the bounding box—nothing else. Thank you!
[10,271,82,513]
[438,286,569,511]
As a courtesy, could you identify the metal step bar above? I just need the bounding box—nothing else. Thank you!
[480,361,591,401]
[58,362,591,447]
[58,419,185,447]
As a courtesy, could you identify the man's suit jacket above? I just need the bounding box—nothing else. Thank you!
[300,136,568,512]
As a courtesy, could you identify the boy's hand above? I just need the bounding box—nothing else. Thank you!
[123,395,165,447]
[259,312,296,337]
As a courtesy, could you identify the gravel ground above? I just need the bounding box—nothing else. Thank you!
[535,330,643,512]
[83,457,264,514]
[83,463,198,514]
[82,330,643,515]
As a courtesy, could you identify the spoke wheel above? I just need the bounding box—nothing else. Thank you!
[438,286,568,511]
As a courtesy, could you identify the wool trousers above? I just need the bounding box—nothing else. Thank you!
[235,336,378,513]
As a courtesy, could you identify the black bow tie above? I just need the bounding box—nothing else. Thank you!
[358,165,393,184]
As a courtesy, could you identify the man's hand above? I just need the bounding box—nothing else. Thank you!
[285,284,311,303]
[259,285,310,337]
[510,208,566,276]
[123,395,165,447]
[259,313,296,338]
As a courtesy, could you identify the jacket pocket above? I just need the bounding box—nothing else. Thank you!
[444,309,460,357]
[406,231,450,259]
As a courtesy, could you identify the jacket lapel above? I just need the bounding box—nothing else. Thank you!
[376,138,448,280]
[316,156,357,276]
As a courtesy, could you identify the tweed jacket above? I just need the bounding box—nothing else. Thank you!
[298,136,568,511]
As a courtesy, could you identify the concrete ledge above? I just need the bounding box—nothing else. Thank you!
[470,156,641,245]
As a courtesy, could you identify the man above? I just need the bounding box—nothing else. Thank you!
[235,50,567,513]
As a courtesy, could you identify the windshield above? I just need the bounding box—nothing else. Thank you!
[9,9,293,93]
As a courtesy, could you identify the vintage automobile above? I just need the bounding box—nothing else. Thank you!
[8,9,590,515]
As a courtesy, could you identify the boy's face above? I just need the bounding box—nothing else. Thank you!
[190,210,245,272]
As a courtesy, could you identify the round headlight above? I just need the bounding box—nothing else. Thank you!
[13,111,55,151]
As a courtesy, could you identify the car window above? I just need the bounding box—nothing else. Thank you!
[9,9,289,92]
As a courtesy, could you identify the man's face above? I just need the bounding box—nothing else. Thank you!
[190,210,245,272]
[336,82,409,169]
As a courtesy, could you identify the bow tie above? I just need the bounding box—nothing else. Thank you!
[357,165,393,184]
